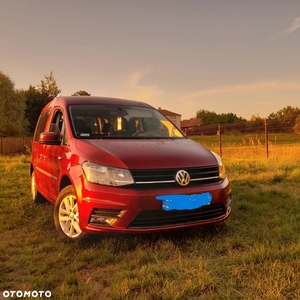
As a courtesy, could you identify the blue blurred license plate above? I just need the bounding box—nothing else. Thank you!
[156,192,212,211]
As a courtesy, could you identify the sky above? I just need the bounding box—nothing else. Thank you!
[1,0,300,120]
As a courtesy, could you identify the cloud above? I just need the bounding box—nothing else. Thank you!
[125,68,152,89]
[283,16,300,34]
[118,68,165,107]
[181,81,300,101]
[178,80,300,119]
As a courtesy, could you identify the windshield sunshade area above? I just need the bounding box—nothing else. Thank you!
[69,104,184,139]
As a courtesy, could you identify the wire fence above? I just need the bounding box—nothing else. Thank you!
[1,119,299,156]
[187,119,300,158]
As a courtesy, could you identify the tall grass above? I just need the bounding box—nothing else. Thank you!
[214,145,300,183]
[191,133,300,148]
[1,152,300,299]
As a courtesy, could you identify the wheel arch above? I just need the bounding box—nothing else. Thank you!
[30,163,34,175]
[60,175,72,192]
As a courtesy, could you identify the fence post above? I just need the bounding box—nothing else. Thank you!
[265,119,269,158]
[218,124,222,157]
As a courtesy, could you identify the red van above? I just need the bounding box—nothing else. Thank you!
[30,96,231,242]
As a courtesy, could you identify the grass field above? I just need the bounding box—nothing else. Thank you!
[190,133,300,148]
[1,142,300,299]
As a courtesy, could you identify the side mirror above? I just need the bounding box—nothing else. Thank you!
[39,132,61,145]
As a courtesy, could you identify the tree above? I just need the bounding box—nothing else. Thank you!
[268,106,300,126]
[196,109,245,125]
[21,72,61,134]
[0,71,28,136]
[246,114,265,132]
[218,113,245,124]
[72,90,91,96]
[293,115,300,134]
[250,114,263,122]
[22,85,49,134]
[196,109,219,125]
[37,71,61,100]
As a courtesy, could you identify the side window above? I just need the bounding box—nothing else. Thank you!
[34,109,51,141]
[50,110,68,145]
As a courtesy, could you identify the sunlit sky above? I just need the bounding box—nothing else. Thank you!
[1,0,300,120]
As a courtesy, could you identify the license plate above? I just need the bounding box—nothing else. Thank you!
[156,192,212,211]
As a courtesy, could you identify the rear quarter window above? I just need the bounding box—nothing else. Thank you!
[33,109,51,141]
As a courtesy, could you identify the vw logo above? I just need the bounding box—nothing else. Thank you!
[175,170,190,186]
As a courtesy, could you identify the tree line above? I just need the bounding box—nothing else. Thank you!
[1,69,299,137]
[0,71,91,137]
[195,106,300,134]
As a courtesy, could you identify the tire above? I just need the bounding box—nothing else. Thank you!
[54,185,88,243]
[30,171,45,203]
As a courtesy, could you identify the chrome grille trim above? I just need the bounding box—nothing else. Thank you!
[131,166,220,186]
[135,176,219,185]
[136,180,175,185]
[190,176,219,182]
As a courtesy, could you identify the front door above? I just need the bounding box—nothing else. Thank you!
[42,109,69,202]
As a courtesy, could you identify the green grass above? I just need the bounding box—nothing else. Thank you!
[1,155,300,299]
[190,133,300,148]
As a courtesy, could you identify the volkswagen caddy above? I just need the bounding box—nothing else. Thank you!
[30,96,231,242]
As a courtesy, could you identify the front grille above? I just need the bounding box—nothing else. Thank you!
[128,203,225,228]
[130,166,220,189]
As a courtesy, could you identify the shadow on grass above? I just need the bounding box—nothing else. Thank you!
[79,222,229,253]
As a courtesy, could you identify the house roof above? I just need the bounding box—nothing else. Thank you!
[181,118,202,128]
[158,109,181,117]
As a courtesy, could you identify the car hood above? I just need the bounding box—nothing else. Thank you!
[75,138,217,169]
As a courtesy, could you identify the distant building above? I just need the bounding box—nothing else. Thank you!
[181,118,202,135]
[158,108,181,128]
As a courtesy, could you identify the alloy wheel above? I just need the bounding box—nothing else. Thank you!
[58,195,82,238]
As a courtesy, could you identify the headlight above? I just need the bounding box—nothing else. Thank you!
[211,151,226,179]
[82,162,134,186]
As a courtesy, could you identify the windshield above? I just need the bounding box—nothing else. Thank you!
[69,104,184,139]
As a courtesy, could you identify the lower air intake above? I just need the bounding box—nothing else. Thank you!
[128,203,225,228]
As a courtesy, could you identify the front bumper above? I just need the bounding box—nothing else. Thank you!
[73,177,232,234]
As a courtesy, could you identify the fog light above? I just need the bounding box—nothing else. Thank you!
[90,216,116,225]
[89,209,125,226]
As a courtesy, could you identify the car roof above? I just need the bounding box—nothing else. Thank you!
[49,96,153,109]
